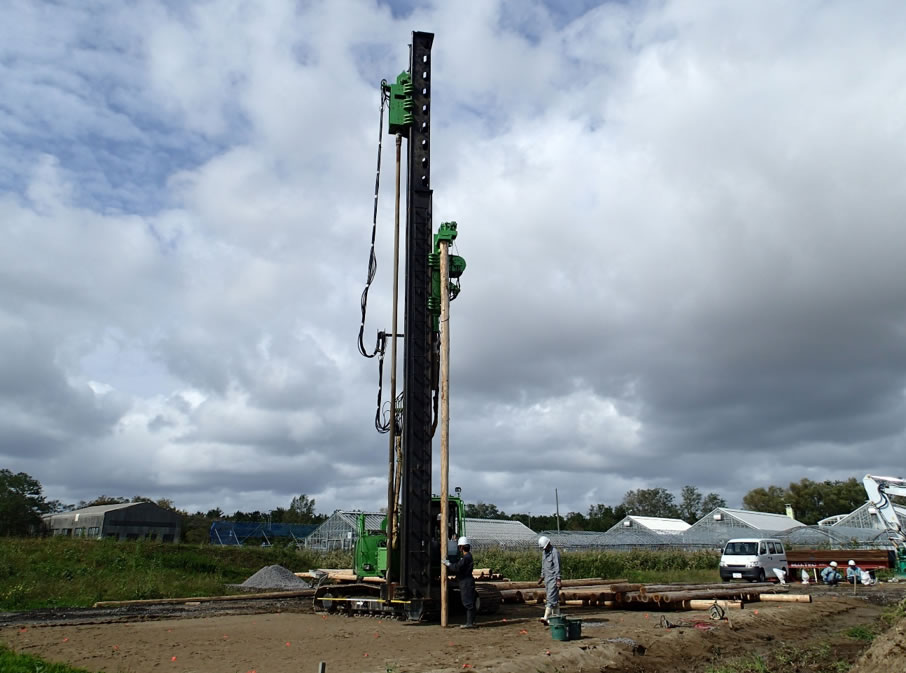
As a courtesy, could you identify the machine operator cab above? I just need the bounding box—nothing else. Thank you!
[719,537,788,583]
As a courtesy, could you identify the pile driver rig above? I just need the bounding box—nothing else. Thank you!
[316,32,499,620]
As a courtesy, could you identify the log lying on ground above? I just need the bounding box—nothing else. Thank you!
[300,568,503,582]
[491,578,628,591]
[509,585,642,605]
[501,588,609,604]
[501,582,800,610]
[641,582,777,594]
[499,589,524,603]
[94,589,316,608]
[684,600,743,610]
[757,593,811,603]
[648,587,786,605]
[296,570,385,583]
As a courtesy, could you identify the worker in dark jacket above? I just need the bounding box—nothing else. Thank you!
[443,536,476,628]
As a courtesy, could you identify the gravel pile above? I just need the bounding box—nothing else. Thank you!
[236,565,311,591]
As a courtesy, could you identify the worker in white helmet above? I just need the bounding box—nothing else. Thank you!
[846,559,860,584]
[845,559,874,585]
[537,536,562,624]
[443,536,477,628]
[820,561,841,586]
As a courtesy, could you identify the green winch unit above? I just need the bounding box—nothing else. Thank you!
[384,70,414,135]
[429,221,466,331]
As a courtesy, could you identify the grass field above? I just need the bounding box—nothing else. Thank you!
[0,537,350,610]
[1,537,719,611]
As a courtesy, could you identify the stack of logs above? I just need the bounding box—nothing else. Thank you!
[496,578,811,611]
[297,571,812,611]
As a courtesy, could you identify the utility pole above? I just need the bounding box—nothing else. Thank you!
[555,488,560,533]
[384,132,403,583]
[439,234,451,627]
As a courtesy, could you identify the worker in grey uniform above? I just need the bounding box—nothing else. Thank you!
[443,536,477,628]
[537,535,562,624]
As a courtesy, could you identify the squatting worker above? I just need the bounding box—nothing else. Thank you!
[537,535,562,624]
[821,561,842,586]
[847,559,868,584]
[443,536,477,628]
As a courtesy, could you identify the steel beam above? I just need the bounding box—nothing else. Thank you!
[399,30,435,601]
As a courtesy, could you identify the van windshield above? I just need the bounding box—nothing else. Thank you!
[724,542,757,555]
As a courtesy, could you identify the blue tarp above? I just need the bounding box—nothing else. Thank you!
[209,521,317,545]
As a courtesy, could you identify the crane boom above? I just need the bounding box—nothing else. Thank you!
[863,474,906,577]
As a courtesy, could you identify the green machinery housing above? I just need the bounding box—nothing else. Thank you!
[355,496,465,579]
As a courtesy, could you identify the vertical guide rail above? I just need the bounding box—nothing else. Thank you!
[385,133,403,583]
[439,237,451,627]
[400,30,435,608]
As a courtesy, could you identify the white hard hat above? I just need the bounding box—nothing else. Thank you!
[538,536,551,549]
[848,559,856,566]
[830,561,838,567]
[457,536,470,546]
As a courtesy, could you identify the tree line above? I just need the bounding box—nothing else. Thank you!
[467,478,880,528]
[465,485,727,531]
[1,469,886,539]
[741,477,870,525]
[0,469,325,540]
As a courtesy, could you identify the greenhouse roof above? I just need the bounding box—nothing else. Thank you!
[620,516,691,534]
[830,501,906,529]
[699,508,804,530]
[464,518,537,543]
[331,510,385,532]
[780,525,895,547]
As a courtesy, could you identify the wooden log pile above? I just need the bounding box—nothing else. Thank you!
[298,568,506,582]
[294,572,812,612]
[496,578,807,611]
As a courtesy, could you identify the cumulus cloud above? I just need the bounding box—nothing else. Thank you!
[2,0,906,519]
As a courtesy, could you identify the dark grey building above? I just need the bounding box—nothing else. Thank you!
[43,502,181,542]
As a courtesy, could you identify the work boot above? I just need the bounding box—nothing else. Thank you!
[460,608,476,629]
[540,605,551,625]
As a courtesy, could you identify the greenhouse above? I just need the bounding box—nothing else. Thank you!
[463,517,537,550]
[304,511,385,551]
[828,501,906,530]
[607,515,691,535]
[540,530,613,550]
[683,507,804,547]
[779,524,894,549]
[209,521,317,546]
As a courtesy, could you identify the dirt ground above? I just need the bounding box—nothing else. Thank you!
[0,587,899,673]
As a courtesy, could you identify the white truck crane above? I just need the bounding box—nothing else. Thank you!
[863,474,906,577]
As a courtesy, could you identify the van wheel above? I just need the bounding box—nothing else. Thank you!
[754,569,765,583]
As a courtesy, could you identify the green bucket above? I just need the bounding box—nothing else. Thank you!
[567,618,582,640]
[549,616,568,641]
[550,622,569,641]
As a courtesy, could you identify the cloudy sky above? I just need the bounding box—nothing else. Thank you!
[3,0,906,520]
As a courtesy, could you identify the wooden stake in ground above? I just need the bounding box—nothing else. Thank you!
[439,237,451,628]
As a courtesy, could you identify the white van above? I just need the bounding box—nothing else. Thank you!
[719,538,788,582]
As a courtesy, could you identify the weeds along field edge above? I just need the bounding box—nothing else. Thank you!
[0,537,719,610]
